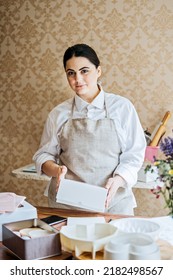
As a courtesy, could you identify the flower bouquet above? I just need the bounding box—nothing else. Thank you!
[145,134,173,217]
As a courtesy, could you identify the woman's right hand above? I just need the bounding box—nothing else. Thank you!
[42,161,67,191]
[56,165,67,191]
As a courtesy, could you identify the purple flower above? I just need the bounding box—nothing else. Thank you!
[146,132,173,216]
[160,135,173,158]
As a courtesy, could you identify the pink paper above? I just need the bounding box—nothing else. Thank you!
[0,192,26,213]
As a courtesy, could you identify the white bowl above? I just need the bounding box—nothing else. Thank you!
[60,223,118,259]
[110,218,160,240]
[104,233,160,260]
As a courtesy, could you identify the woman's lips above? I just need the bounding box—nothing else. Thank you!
[76,84,86,90]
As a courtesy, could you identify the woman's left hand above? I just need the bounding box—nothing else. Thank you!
[104,175,126,208]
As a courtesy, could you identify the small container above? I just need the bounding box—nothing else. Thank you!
[2,219,61,259]
[145,146,159,162]
[104,233,160,260]
[138,164,158,183]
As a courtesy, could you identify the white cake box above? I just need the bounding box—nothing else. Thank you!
[56,179,108,212]
[0,201,37,241]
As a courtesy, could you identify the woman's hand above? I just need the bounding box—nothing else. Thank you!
[42,160,67,191]
[55,165,67,191]
[104,175,126,208]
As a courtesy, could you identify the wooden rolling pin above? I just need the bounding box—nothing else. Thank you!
[150,111,171,146]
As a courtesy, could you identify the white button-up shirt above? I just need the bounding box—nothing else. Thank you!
[33,88,146,188]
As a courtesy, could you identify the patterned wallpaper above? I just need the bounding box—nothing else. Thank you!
[1,0,173,216]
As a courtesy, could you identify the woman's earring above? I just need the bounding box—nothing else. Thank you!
[97,79,102,85]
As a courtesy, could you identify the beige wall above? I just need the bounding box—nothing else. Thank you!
[1,0,173,216]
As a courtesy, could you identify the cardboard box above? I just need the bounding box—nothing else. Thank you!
[138,165,158,183]
[2,219,61,259]
[56,179,108,212]
[0,201,37,241]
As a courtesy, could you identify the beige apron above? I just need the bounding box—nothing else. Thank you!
[48,95,135,214]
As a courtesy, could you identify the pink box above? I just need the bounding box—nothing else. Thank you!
[145,146,159,162]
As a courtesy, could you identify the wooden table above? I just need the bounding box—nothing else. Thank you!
[36,206,132,221]
[1,207,172,260]
[0,206,128,260]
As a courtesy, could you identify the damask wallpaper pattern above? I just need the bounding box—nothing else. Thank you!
[1,0,173,216]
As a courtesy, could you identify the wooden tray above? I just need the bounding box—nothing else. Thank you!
[156,239,173,260]
[74,239,173,260]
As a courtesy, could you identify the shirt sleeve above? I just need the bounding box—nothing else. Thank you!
[112,98,146,188]
[32,114,61,175]
[33,99,72,175]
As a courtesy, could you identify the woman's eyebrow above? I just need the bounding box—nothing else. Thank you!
[66,68,74,72]
[66,66,90,72]
[79,66,90,70]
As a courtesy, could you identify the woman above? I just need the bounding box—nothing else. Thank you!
[33,43,146,214]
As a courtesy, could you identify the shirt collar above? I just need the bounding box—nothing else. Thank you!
[74,87,105,111]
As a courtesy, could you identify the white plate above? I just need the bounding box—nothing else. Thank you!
[29,229,53,238]
[19,227,41,237]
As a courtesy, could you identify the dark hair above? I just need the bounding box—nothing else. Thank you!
[63,44,100,69]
